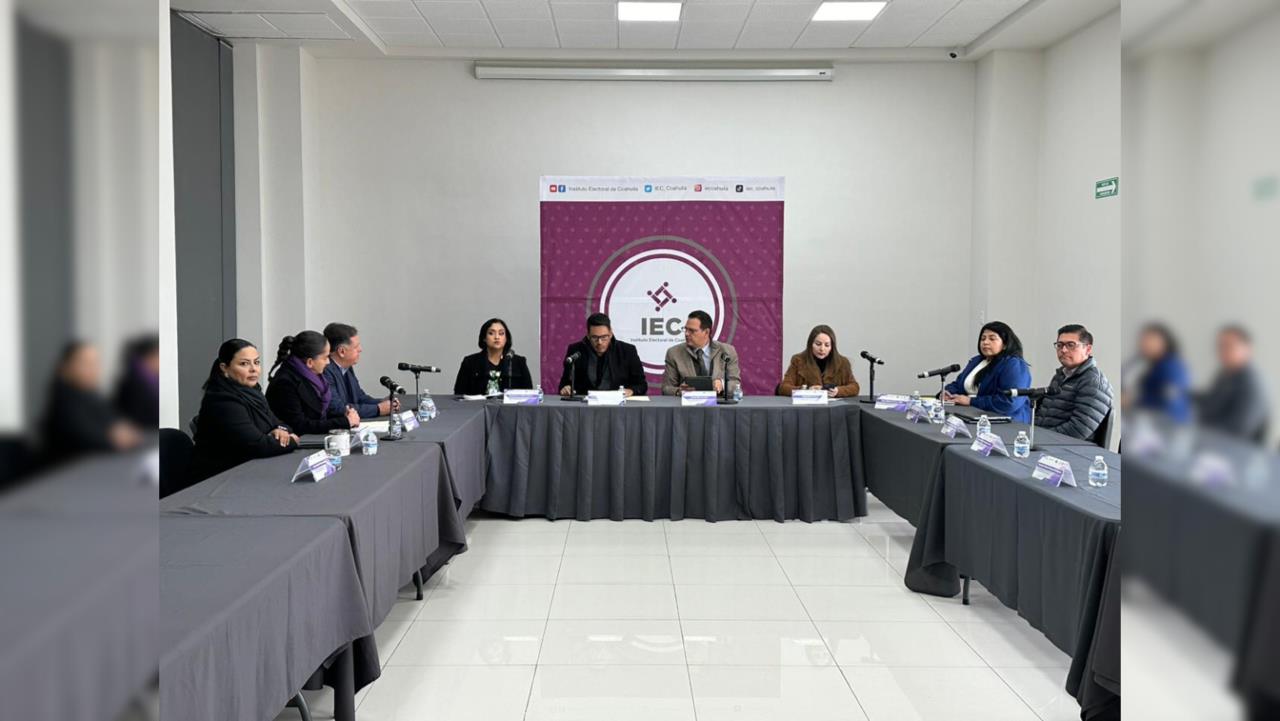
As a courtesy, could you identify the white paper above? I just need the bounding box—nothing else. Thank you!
[791,389,828,405]
[360,420,390,433]
[462,394,488,401]
[586,390,626,406]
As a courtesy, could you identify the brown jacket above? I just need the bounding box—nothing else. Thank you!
[778,352,861,398]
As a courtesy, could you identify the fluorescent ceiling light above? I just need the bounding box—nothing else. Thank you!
[811,2,885,22]
[617,2,681,22]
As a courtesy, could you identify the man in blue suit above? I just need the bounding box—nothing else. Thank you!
[323,323,398,418]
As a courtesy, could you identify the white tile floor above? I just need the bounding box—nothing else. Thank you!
[278,494,1080,721]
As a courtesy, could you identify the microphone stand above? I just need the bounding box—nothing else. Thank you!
[406,370,422,412]
[1029,395,1042,451]
[718,354,738,405]
[860,357,878,404]
[561,357,579,402]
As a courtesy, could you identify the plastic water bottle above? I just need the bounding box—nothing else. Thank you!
[417,394,430,422]
[1013,431,1030,458]
[928,401,945,424]
[361,429,379,456]
[732,385,743,403]
[910,389,921,403]
[1088,456,1109,487]
[536,385,545,404]
[388,413,403,440]
[976,415,992,437]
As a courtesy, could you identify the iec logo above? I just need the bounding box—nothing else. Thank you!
[644,184,653,193]
[558,184,566,193]
[549,184,558,193]
[646,281,677,312]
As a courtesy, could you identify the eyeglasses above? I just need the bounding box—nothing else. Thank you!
[588,334,612,343]
[1053,341,1083,351]
[683,327,706,335]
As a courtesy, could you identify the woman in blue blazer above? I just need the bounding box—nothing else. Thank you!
[1126,322,1192,423]
[943,321,1033,423]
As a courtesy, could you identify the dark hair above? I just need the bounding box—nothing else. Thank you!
[805,325,840,361]
[269,331,329,379]
[687,310,713,332]
[205,338,257,389]
[1140,322,1179,358]
[974,321,1025,385]
[1219,324,1252,344]
[1057,324,1094,346]
[122,334,160,362]
[57,340,91,368]
[323,322,358,351]
[586,313,612,330]
[477,318,512,354]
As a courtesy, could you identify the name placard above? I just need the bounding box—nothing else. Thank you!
[970,432,1010,457]
[905,402,931,423]
[1191,452,1235,486]
[1032,455,1077,487]
[396,410,420,431]
[292,450,335,483]
[874,394,912,411]
[791,389,828,405]
[586,390,626,406]
[681,391,718,407]
[941,415,971,439]
[503,389,542,405]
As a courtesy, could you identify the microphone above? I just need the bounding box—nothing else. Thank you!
[860,350,885,365]
[1005,386,1059,399]
[397,362,442,373]
[917,363,961,379]
[565,351,581,365]
[379,376,407,395]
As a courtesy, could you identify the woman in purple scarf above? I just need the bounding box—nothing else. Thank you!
[265,331,359,435]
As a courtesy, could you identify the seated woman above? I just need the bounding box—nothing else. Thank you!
[777,324,861,398]
[943,321,1033,423]
[265,331,360,435]
[1124,322,1192,423]
[40,340,142,465]
[453,318,533,396]
[189,339,299,483]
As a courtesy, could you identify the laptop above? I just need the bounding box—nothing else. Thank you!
[950,408,1012,424]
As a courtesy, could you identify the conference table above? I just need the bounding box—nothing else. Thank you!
[157,394,1121,720]
[1123,419,1280,715]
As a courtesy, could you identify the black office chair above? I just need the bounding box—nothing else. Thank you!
[1089,409,1113,449]
[159,428,195,498]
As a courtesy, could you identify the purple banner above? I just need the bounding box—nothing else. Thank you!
[540,188,783,396]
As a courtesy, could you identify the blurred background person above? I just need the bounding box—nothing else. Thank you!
[1198,325,1270,443]
[113,334,159,429]
[1124,323,1193,423]
[39,341,143,465]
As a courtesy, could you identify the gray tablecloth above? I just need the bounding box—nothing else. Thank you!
[161,441,446,627]
[399,396,488,519]
[0,449,158,516]
[482,396,865,521]
[859,407,1090,526]
[160,516,372,721]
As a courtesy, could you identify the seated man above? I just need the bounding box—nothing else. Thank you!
[1036,324,1114,442]
[322,322,398,418]
[661,310,740,396]
[1198,325,1270,443]
[559,313,647,397]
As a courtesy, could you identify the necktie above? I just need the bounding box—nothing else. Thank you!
[702,348,711,376]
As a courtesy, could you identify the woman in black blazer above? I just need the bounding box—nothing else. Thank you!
[189,339,299,483]
[453,318,534,396]
[265,331,360,435]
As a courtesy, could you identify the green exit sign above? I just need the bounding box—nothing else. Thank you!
[1096,177,1119,199]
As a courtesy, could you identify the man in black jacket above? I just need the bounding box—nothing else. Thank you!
[1037,324,1114,442]
[1198,325,1270,443]
[558,313,648,397]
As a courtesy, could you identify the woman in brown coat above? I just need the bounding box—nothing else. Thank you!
[778,325,861,398]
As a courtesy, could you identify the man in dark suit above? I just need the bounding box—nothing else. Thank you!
[558,313,648,397]
[322,322,398,418]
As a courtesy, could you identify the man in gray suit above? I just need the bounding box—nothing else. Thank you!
[662,310,741,396]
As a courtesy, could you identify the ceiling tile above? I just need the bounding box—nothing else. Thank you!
[259,13,350,38]
[349,0,423,19]
[189,13,287,37]
[676,19,743,48]
[483,1,553,20]
[747,3,820,22]
[492,17,557,34]
[681,3,749,22]
[619,21,679,48]
[556,18,618,47]
[735,18,807,47]
[415,1,489,22]
[363,16,431,32]
[793,19,868,47]
[551,2,614,20]
[437,30,503,45]
[913,0,1029,46]
[377,30,444,45]
[855,0,957,47]
[428,16,497,33]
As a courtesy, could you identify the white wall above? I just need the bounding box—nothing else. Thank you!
[159,0,178,428]
[0,0,19,431]
[300,59,977,394]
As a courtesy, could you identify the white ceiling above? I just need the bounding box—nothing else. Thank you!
[179,0,1049,52]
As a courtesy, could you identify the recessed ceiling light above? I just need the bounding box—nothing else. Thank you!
[811,2,885,22]
[617,2,682,22]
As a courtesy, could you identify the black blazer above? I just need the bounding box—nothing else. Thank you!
[40,381,119,463]
[453,351,533,396]
[558,339,648,395]
[265,364,354,435]
[189,382,296,482]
